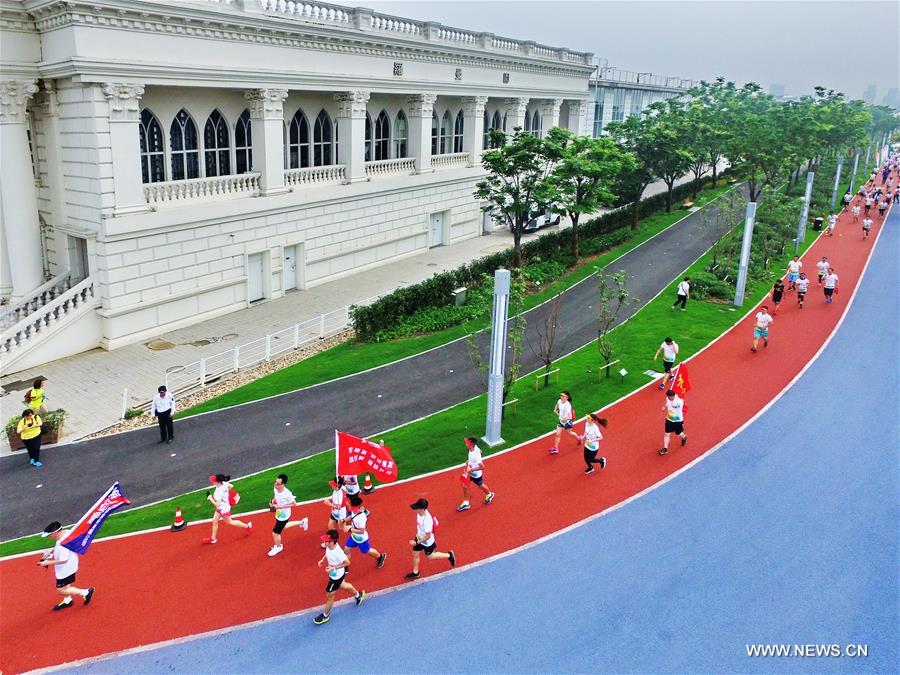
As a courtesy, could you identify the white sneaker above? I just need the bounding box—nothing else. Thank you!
[267,545,283,557]
[299,517,309,531]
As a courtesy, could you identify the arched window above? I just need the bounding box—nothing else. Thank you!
[139,108,165,183]
[529,110,542,137]
[453,111,464,153]
[204,109,230,177]
[394,110,408,158]
[235,109,252,174]
[313,110,332,166]
[491,110,503,148]
[373,110,390,161]
[431,111,438,155]
[440,110,452,154]
[170,108,199,181]
[364,112,373,162]
[288,109,310,169]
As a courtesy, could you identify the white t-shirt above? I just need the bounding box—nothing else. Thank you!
[852,205,861,216]
[660,341,679,362]
[862,218,873,229]
[827,214,837,227]
[349,509,369,543]
[823,273,838,289]
[466,446,484,478]
[677,280,690,296]
[342,475,360,496]
[665,396,684,422]
[816,260,829,276]
[556,399,573,423]
[787,260,801,274]
[272,486,295,521]
[865,197,874,206]
[329,489,347,519]
[755,312,773,329]
[213,483,231,514]
[416,511,435,547]
[53,538,78,580]
[324,545,349,579]
[796,277,810,293]
[583,420,603,450]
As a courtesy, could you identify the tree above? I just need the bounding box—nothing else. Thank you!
[687,78,735,186]
[645,99,695,211]
[596,270,638,378]
[605,114,659,229]
[475,128,555,268]
[543,128,637,258]
[526,296,562,388]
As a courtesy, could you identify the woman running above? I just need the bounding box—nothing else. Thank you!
[324,478,350,532]
[771,279,785,315]
[581,414,608,475]
[549,391,578,455]
[203,474,252,544]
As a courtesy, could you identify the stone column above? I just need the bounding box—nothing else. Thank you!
[539,98,563,135]
[36,82,66,230]
[102,83,149,215]
[502,97,529,134]
[335,91,370,183]
[567,99,589,137]
[461,96,488,166]
[406,93,436,174]
[0,196,12,297]
[0,79,45,300]
[246,88,289,195]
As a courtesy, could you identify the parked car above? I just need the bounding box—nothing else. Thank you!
[523,211,562,232]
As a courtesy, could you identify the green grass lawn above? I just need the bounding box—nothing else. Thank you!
[180,181,735,418]
[2,194,821,559]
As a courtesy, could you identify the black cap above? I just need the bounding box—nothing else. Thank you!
[666,390,677,397]
[409,498,429,510]
[158,385,167,393]
[41,521,62,537]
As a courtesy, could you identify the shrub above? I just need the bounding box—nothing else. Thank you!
[371,283,493,341]
[522,258,567,287]
[690,272,733,301]
[5,408,68,438]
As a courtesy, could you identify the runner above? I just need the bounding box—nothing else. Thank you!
[203,474,252,544]
[822,267,839,303]
[267,473,309,557]
[864,193,873,215]
[840,190,852,210]
[786,256,802,291]
[549,391,578,455]
[38,522,94,611]
[851,203,861,223]
[751,305,774,352]
[658,390,686,456]
[796,272,810,309]
[457,436,495,511]
[343,495,386,569]
[581,414,608,475]
[653,337,679,389]
[877,198,887,219]
[862,215,873,239]
[341,474,361,500]
[405,498,455,579]
[770,279,785,315]
[824,213,837,237]
[323,479,350,532]
[815,256,829,286]
[313,529,364,625]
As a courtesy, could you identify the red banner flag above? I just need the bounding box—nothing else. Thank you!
[336,431,398,483]
[672,363,692,398]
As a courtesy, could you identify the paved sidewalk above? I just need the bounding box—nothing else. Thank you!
[0,169,712,446]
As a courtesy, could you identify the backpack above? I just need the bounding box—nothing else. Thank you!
[228,487,240,507]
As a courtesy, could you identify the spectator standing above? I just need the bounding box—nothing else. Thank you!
[151,385,175,444]
[17,409,43,467]
[23,378,49,414]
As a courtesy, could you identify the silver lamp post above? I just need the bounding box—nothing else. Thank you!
[795,172,815,255]
[733,202,758,307]
[483,268,511,447]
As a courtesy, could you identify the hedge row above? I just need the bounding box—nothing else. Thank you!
[351,170,735,341]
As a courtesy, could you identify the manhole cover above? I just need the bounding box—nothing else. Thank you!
[146,339,176,351]
[427,263,438,267]
[189,339,211,347]
[222,333,238,340]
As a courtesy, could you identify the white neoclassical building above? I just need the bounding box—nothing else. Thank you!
[0,0,595,372]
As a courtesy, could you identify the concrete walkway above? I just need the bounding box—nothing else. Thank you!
[0,169,715,445]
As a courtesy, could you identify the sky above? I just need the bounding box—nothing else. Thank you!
[363,0,900,103]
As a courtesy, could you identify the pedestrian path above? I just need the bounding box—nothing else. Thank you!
[0,169,714,445]
[0,192,889,674]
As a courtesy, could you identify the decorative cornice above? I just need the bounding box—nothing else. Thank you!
[102,82,145,121]
[405,93,437,117]
[334,91,370,118]
[461,95,489,117]
[0,4,36,33]
[245,88,288,120]
[539,97,564,117]
[503,97,530,119]
[0,79,39,124]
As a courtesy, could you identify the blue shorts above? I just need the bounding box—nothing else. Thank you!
[557,421,574,430]
[787,273,798,282]
[754,327,769,339]
[469,473,484,486]
[345,536,371,554]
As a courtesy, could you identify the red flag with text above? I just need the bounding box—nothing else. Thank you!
[672,363,691,398]
[336,431,398,482]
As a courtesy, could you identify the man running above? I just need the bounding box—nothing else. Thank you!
[457,437,495,511]
[822,267,839,303]
[38,522,95,611]
[771,279,785,315]
[268,473,309,557]
[851,203,861,222]
[786,256,802,291]
[405,498,455,579]
[864,193,874,215]
[344,495,386,569]
[816,256,829,286]
[653,337,679,389]
[877,198,887,219]
[796,272,810,309]
[313,530,364,625]
[825,213,837,237]
[658,390,686,456]
[862,215,873,239]
[751,305,773,352]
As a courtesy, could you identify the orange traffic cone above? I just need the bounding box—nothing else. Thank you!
[361,474,375,494]
[170,507,187,532]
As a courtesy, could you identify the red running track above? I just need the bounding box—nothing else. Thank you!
[0,199,888,674]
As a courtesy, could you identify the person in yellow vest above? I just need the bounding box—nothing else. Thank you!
[24,378,48,414]
[17,409,43,467]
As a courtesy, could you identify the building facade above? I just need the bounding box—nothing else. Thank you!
[0,0,593,372]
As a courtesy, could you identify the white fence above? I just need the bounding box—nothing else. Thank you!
[164,305,354,395]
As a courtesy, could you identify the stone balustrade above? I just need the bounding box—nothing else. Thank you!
[431,152,470,170]
[284,165,346,187]
[371,15,420,34]
[364,158,416,178]
[258,0,351,24]
[143,173,261,206]
[0,271,72,330]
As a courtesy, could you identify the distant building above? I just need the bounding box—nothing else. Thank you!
[882,88,900,110]
[769,84,786,98]
[863,84,877,104]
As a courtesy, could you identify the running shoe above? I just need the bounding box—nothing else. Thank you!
[29,459,35,465]
[245,522,253,535]
[313,613,330,625]
[376,552,387,569]
[750,347,757,352]
[549,447,559,455]
[658,447,668,455]
[658,382,666,390]
[83,587,95,605]
[484,492,495,505]
[299,517,309,531]
[681,436,688,446]
[584,466,595,474]
[202,537,217,545]
[34,461,42,467]
[52,599,72,611]
[404,571,420,579]
[449,550,456,567]
[267,545,283,557]
[599,457,607,469]
[763,340,768,348]
[456,502,470,512]
[355,590,365,606]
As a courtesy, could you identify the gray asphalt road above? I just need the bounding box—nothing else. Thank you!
[0,189,745,540]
